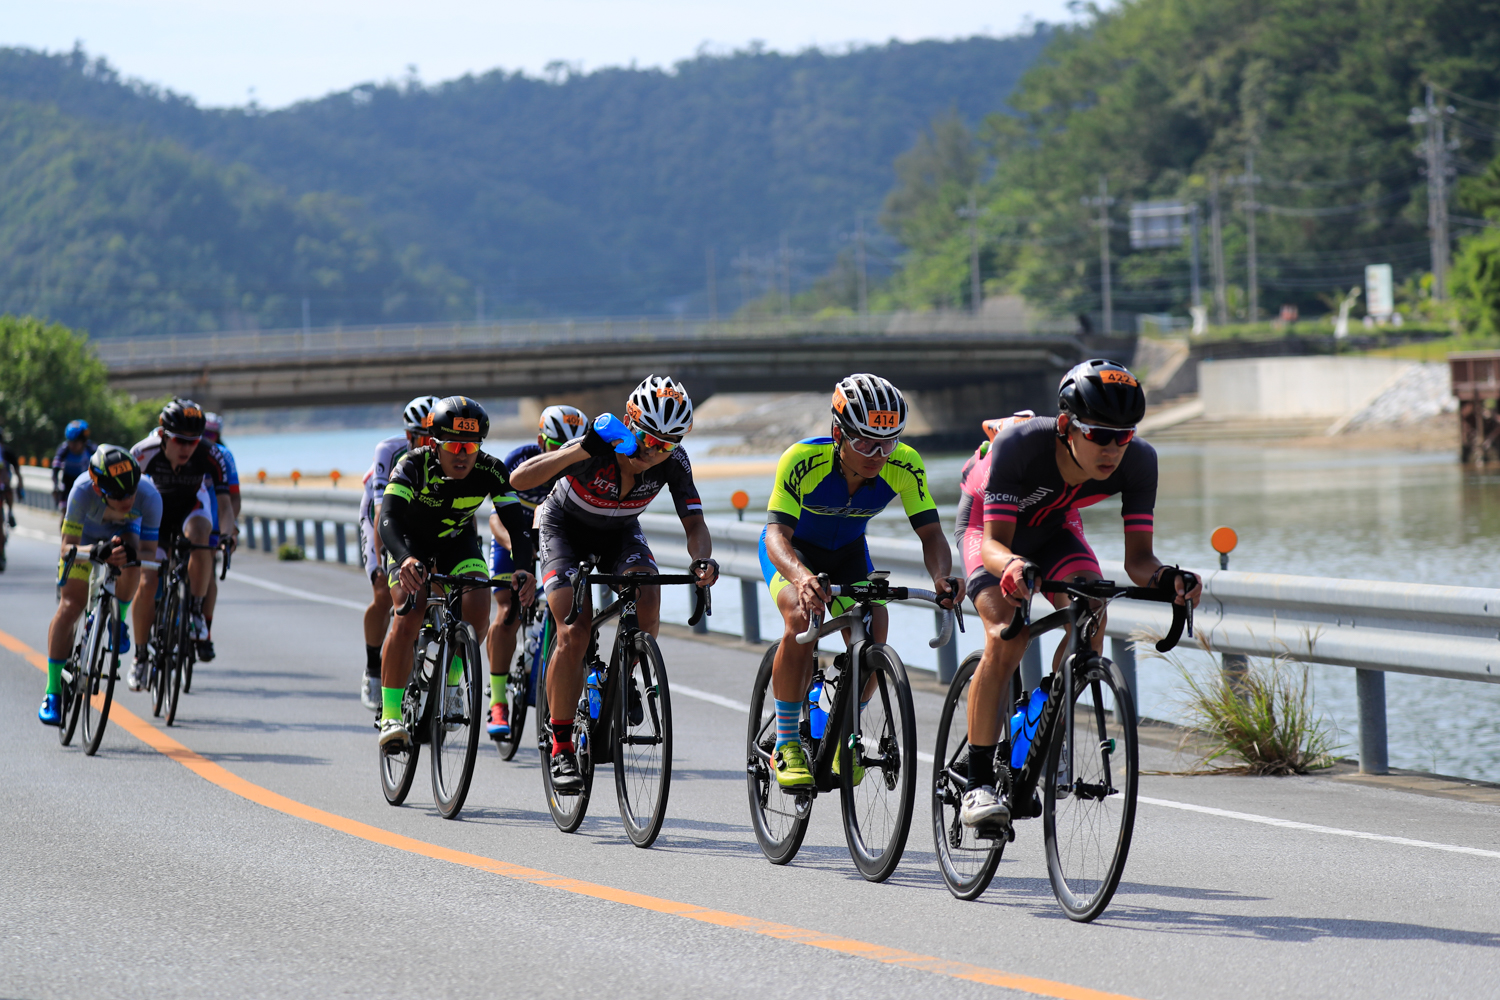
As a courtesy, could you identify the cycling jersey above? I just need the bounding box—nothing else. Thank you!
[504,444,548,508]
[60,475,162,581]
[52,441,97,492]
[766,437,939,550]
[380,446,531,571]
[544,446,701,529]
[131,431,233,533]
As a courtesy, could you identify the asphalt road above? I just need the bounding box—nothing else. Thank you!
[4,507,1500,999]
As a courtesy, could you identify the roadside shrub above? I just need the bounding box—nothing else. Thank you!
[277,543,305,561]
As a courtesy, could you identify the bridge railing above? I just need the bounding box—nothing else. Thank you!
[95,312,1081,369]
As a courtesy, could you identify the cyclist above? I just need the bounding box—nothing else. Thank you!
[485,403,588,738]
[357,395,438,711]
[128,399,238,692]
[38,447,161,725]
[196,412,242,662]
[376,396,535,749]
[958,358,1200,829]
[52,420,97,513]
[760,373,960,789]
[509,375,717,792]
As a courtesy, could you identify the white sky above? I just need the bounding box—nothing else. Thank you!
[5,0,1080,109]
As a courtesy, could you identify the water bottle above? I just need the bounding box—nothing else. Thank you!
[1010,686,1049,770]
[585,667,603,720]
[807,677,828,740]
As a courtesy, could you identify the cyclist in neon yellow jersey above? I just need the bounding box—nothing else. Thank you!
[759,373,961,788]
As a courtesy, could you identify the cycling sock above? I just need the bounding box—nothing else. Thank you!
[365,645,382,678]
[551,719,574,754]
[966,744,997,791]
[774,699,802,748]
[490,674,507,706]
[119,599,131,619]
[46,658,64,695]
[381,686,403,721]
[446,655,462,686]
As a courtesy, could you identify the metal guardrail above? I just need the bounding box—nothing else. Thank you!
[238,487,1498,774]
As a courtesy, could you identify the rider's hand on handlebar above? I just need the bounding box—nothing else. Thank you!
[513,569,536,607]
[693,558,719,588]
[1154,565,1202,608]
[998,558,1036,608]
[934,574,965,608]
[793,571,831,621]
[223,530,238,554]
[397,557,428,596]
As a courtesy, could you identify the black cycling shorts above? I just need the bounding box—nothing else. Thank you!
[385,531,488,587]
[537,503,656,595]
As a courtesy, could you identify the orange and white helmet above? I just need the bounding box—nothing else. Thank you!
[539,404,589,444]
[625,375,693,441]
[831,374,907,441]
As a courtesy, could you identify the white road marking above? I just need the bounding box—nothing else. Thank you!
[1139,796,1500,860]
[10,524,52,542]
[226,570,367,611]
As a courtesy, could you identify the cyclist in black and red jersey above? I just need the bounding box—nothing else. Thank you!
[509,375,718,793]
[958,359,1200,829]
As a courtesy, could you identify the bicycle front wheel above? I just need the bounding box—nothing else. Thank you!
[613,632,673,848]
[58,637,84,747]
[538,667,594,833]
[81,598,120,756]
[431,626,482,818]
[839,642,917,883]
[744,641,811,864]
[163,579,189,727]
[150,588,174,719]
[1043,655,1139,923]
[932,652,1007,900]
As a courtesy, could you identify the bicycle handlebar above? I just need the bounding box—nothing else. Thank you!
[997,569,1199,653]
[562,559,714,628]
[793,572,963,647]
[396,568,528,617]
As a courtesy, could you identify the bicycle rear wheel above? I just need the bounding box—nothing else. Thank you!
[745,641,811,865]
[1043,655,1139,923]
[58,634,85,747]
[431,625,482,818]
[500,613,548,762]
[839,642,917,883]
[81,597,120,756]
[538,667,594,833]
[163,579,189,727]
[613,632,673,848]
[380,679,425,806]
[932,652,1007,899]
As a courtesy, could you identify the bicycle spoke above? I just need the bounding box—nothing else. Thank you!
[931,653,1006,899]
[614,633,672,848]
[840,644,916,883]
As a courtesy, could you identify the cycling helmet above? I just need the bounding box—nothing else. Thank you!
[159,399,206,438]
[89,445,141,500]
[625,375,693,441]
[402,395,440,433]
[831,373,907,441]
[1057,359,1145,427]
[429,396,489,442]
[64,420,89,442]
[203,412,224,443]
[539,404,589,443]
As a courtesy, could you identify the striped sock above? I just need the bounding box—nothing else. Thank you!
[46,659,64,695]
[774,699,802,749]
[490,674,507,706]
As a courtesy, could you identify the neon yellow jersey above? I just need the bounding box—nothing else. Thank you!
[766,437,939,549]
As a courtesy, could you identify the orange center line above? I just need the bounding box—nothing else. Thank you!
[3,626,1143,1000]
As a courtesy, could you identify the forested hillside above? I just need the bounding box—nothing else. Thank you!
[0,32,1049,334]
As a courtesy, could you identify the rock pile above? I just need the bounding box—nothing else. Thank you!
[1342,362,1457,431]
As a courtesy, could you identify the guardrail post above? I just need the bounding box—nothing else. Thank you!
[263,518,274,551]
[245,518,256,549]
[935,611,958,684]
[740,578,760,644]
[1222,652,1250,695]
[1356,668,1389,774]
[1110,638,1140,723]
[1020,639,1043,692]
[314,521,326,561]
[295,519,306,552]
[336,523,348,564]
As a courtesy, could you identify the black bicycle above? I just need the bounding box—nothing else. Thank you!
[496,596,554,762]
[931,568,1195,921]
[146,534,217,726]
[746,571,960,883]
[56,541,132,755]
[381,571,491,818]
[538,560,711,848]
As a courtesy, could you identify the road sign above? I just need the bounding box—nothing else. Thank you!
[1129,201,1188,249]
[1365,264,1394,318]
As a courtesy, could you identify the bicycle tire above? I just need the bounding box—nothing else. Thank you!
[839,642,917,883]
[381,625,438,806]
[163,578,189,727]
[745,641,811,865]
[151,581,175,719]
[500,612,548,762]
[538,668,594,833]
[931,652,1011,899]
[1042,655,1139,923]
[81,597,120,756]
[58,631,85,747]
[613,632,673,848]
[431,625,482,818]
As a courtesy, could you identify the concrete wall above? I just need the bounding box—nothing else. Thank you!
[1199,356,1414,419]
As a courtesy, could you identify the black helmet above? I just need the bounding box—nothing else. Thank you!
[89,445,141,500]
[430,396,489,442]
[1058,359,1145,427]
[160,398,207,438]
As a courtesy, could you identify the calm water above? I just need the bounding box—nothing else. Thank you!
[230,427,1500,782]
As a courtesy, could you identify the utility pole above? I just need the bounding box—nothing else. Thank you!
[1411,85,1454,300]
[855,211,869,315]
[1242,148,1259,322]
[1189,203,1204,313]
[1210,172,1228,324]
[1081,176,1115,333]
[958,192,982,314]
[705,246,717,323]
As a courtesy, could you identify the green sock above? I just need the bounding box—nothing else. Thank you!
[119,599,131,619]
[446,655,462,686]
[490,674,507,707]
[46,659,64,695]
[381,686,403,721]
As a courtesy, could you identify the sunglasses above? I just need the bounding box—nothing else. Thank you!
[437,440,480,455]
[542,436,567,450]
[845,435,898,458]
[167,433,201,446]
[1070,419,1136,447]
[634,428,679,453]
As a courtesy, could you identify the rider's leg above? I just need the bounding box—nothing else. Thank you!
[486,589,518,707]
[543,584,592,748]
[364,571,392,678]
[379,578,425,721]
[632,580,660,636]
[185,515,213,599]
[967,585,1028,747]
[459,584,491,684]
[132,567,158,658]
[46,576,89,691]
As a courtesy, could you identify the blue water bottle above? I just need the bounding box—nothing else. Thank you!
[585,668,603,720]
[807,678,828,740]
[1010,687,1048,770]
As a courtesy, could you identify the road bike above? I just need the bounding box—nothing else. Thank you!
[539,560,711,848]
[746,571,960,882]
[145,534,221,726]
[496,596,554,762]
[381,571,492,818]
[931,568,1195,921]
[56,542,131,755]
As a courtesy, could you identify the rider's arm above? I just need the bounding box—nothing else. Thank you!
[509,439,587,492]
[488,511,511,551]
[913,520,959,601]
[494,499,534,569]
[678,513,717,584]
[377,489,418,567]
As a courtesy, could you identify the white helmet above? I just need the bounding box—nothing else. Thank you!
[539,404,589,444]
[625,374,693,441]
[831,373,907,441]
[402,395,440,433]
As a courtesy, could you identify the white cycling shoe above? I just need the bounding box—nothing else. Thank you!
[126,660,145,693]
[960,786,1011,828]
[360,676,380,713]
[377,718,409,749]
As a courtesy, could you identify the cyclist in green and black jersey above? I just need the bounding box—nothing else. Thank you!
[375,396,535,748]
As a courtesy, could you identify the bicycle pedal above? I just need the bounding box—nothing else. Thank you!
[973,819,1014,842]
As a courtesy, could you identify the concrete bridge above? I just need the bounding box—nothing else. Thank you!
[96,314,1135,442]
